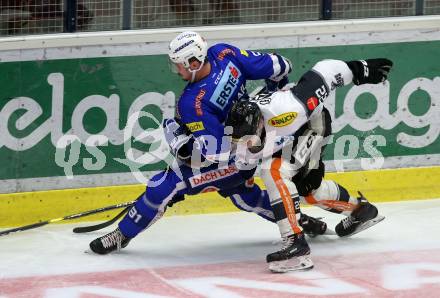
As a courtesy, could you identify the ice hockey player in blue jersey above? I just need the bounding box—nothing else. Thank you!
[169,32,291,163]
[89,31,326,255]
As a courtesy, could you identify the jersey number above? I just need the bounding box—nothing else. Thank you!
[252,92,272,105]
[128,206,142,223]
[315,85,329,102]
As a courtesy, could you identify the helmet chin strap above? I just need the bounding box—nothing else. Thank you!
[188,60,205,83]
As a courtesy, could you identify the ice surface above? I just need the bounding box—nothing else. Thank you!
[1,199,440,297]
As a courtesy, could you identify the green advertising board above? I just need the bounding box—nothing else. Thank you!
[0,40,439,185]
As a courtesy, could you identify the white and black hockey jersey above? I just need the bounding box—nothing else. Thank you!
[236,59,354,164]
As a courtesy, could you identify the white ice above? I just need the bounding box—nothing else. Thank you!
[1,199,440,296]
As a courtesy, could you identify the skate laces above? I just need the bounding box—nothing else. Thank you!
[281,236,295,251]
[341,216,358,229]
[280,236,296,251]
[101,229,125,250]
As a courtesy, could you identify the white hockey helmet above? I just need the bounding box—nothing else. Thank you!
[168,31,208,69]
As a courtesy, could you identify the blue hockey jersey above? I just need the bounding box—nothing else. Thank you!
[175,43,292,163]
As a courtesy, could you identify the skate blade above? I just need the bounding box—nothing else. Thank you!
[323,228,337,236]
[304,228,337,238]
[341,214,385,238]
[306,228,337,238]
[269,255,314,273]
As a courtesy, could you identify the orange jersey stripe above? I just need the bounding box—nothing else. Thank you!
[305,194,318,205]
[306,194,356,212]
[270,158,302,234]
[319,200,357,212]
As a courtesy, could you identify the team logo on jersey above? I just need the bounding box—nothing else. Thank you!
[209,61,242,110]
[186,121,205,132]
[307,96,319,111]
[217,48,235,61]
[194,89,205,116]
[268,112,298,127]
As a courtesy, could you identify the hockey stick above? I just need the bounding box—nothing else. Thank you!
[0,201,134,237]
[72,204,132,233]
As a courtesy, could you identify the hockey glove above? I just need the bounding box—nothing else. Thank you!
[167,193,185,207]
[163,118,192,160]
[295,161,325,197]
[264,75,289,92]
[346,58,393,85]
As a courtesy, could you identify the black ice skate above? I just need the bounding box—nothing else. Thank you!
[335,192,385,237]
[89,227,131,255]
[266,233,314,273]
[299,213,328,237]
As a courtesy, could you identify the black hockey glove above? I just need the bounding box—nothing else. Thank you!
[346,58,393,85]
[299,213,327,237]
[295,161,325,197]
[264,75,289,92]
[167,193,185,207]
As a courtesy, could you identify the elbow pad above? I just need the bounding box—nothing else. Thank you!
[269,53,292,82]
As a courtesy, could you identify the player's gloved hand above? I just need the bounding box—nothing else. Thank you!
[163,118,191,158]
[346,58,393,85]
[299,213,327,237]
[295,161,325,196]
[264,75,289,92]
[167,193,185,207]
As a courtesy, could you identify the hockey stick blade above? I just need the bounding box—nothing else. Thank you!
[0,201,135,237]
[72,205,131,233]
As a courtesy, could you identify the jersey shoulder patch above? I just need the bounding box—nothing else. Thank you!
[291,70,330,115]
[210,43,237,61]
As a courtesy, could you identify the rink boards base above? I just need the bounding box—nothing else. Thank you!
[1,166,439,227]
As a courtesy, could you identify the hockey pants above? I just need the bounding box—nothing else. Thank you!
[119,161,274,238]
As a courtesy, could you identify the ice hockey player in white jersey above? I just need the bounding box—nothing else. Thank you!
[226,58,392,273]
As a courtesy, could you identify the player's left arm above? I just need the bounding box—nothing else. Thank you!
[163,117,221,169]
[225,44,292,87]
[312,58,393,91]
[184,118,231,167]
[176,100,232,168]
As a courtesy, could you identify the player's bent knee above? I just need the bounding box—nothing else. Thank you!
[144,170,180,207]
[311,180,339,201]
